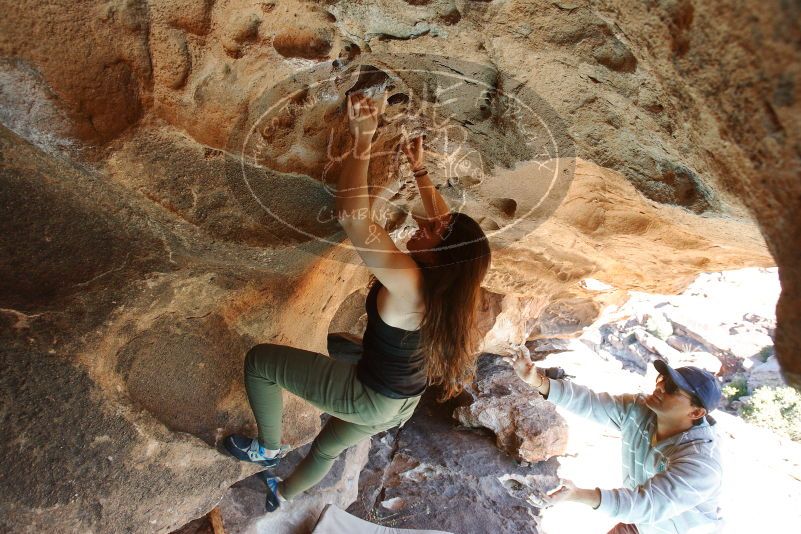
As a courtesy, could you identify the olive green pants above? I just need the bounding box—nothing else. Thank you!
[244,343,421,499]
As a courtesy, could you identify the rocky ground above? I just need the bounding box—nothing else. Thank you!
[346,386,559,534]
[181,376,561,534]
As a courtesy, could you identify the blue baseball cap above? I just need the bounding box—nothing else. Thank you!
[654,360,722,412]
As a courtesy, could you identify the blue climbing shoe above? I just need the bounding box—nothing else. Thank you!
[260,473,285,512]
[223,435,283,467]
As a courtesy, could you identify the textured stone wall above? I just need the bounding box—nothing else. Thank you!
[1,1,798,532]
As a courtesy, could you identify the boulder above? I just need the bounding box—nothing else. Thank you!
[634,329,681,361]
[454,356,568,463]
[644,311,674,341]
[748,357,786,392]
[349,389,560,533]
[667,351,723,375]
[0,125,366,533]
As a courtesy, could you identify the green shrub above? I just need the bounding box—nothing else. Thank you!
[722,377,748,401]
[756,345,774,363]
[740,386,801,442]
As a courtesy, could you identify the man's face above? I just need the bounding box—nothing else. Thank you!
[645,374,705,422]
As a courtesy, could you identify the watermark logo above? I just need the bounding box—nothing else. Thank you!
[224,54,575,264]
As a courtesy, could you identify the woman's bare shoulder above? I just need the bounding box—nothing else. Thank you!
[376,278,425,327]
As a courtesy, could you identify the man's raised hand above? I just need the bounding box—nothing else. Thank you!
[503,351,541,388]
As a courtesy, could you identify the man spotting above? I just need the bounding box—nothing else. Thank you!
[508,356,723,533]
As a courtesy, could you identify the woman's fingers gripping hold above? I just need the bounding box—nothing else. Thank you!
[347,92,379,139]
[401,135,425,170]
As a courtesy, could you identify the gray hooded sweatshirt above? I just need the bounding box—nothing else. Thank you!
[547,379,723,533]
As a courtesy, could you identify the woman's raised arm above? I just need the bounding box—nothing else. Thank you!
[401,136,450,221]
[336,93,422,302]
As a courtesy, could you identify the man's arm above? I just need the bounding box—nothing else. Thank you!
[596,446,722,524]
[507,354,633,430]
[545,480,601,508]
[548,443,721,525]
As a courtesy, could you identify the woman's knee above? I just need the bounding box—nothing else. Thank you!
[311,420,374,462]
[309,439,345,463]
[244,343,282,376]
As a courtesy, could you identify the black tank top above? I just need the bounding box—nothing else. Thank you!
[356,282,427,398]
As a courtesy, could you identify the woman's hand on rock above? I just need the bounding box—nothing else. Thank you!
[401,135,425,171]
[347,92,379,143]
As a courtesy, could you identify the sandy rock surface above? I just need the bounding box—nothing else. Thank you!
[2,0,800,532]
[0,124,367,533]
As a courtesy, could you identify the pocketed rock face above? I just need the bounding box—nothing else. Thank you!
[479,159,770,353]
[454,355,569,463]
[1,0,800,532]
[0,125,368,533]
[349,389,561,533]
[0,0,152,143]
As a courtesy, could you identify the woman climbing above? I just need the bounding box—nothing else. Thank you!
[223,91,492,512]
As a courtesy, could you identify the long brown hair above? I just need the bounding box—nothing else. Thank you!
[416,212,491,400]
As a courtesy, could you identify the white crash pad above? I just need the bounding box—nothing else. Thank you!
[311,504,453,534]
